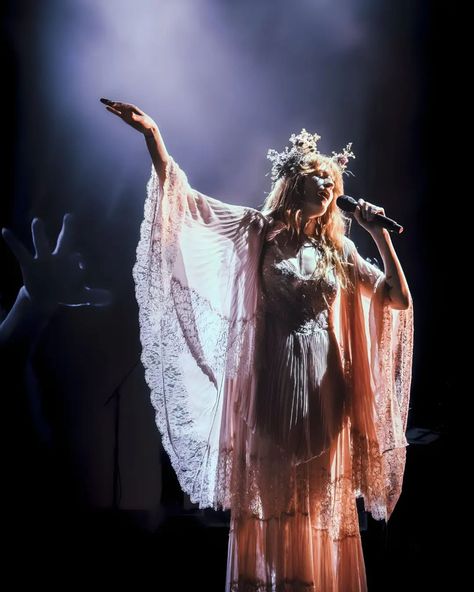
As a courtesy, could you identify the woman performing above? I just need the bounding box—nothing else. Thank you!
[100,97,414,592]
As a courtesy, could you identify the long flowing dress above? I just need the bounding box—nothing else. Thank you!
[132,155,414,591]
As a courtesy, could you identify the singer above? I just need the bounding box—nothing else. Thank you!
[101,99,414,592]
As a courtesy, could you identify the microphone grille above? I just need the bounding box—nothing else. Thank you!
[336,194,357,213]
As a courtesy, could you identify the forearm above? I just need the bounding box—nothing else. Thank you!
[370,228,411,309]
[144,125,169,181]
[0,286,56,353]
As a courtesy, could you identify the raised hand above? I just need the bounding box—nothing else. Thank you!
[1,214,112,311]
[100,97,157,137]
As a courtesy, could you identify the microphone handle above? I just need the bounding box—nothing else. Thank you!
[372,212,404,234]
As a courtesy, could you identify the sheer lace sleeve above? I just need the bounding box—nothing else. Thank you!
[354,245,386,298]
[338,236,414,521]
[132,155,268,510]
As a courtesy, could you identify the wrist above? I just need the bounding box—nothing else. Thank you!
[21,285,58,316]
[369,227,389,241]
[144,126,158,139]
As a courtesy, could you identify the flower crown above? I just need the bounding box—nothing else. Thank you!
[266,128,356,184]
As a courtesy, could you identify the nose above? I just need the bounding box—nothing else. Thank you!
[322,178,334,189]
[313,175,334,190]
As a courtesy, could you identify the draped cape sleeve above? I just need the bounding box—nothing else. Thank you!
[132,156,268,510]
[334,236,414,521]
[132,157,414,521]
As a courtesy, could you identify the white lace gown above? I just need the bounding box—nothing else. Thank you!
[255,234,347,462]
[132,156,414,591]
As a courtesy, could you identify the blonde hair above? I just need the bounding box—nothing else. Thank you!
[259,154,352,290]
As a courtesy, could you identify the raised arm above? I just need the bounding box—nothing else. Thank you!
[144,125,169,182]
[353,198,411,310]
[100,97,169,183]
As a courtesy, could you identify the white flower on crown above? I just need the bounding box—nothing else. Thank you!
[331,142,356,171]
[266,128,356,184]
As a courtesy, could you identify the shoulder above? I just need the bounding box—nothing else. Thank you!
[341,235,357,258]
[239,207,274,233]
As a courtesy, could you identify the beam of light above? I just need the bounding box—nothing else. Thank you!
[31,0,388,212]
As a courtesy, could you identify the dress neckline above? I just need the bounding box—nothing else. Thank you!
[300,236,323,250]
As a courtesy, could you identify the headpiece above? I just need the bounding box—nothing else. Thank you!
[266,128,355,185]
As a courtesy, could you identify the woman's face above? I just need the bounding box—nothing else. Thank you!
[300,165,336,218]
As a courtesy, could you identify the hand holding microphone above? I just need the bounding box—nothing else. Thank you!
[336,194,404,234]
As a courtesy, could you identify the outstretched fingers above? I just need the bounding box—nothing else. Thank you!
[101,97,121,116]
[53,213,75,256]
[31,218,52,258]
[100,97,115,106]
[100,97,144,117]
[1,227,32,267]
[105,105,122,117]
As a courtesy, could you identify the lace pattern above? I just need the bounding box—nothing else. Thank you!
[132,156,413,591]
[341,237,414,521]
[133,157,267,509]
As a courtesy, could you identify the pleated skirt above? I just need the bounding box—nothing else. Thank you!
[225,321,368,592]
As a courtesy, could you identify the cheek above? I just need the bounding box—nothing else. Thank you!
[325,195,335,209]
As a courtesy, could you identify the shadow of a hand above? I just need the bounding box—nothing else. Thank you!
[2,213,112,310]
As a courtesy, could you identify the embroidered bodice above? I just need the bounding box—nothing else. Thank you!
[261,236,339,334]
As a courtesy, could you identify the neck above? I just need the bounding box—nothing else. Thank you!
[301,215,320,238]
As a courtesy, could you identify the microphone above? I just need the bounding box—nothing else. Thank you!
[336,194,404,234]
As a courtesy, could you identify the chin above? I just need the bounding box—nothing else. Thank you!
[313,206,327,216]
[303,200,329,218]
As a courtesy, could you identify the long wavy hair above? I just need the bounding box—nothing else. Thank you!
[259,154,353,290]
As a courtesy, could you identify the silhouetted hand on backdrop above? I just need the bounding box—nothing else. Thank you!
[2,213,112,313]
